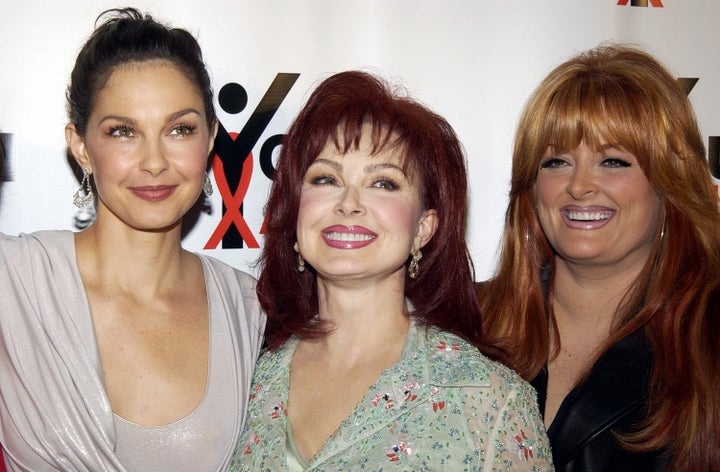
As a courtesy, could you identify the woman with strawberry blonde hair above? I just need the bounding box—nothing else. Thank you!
[478,44,720,471]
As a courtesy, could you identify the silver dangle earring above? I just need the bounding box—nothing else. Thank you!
[293,242,305,273]
[72,167,94,207]
[408,249,423,279]
[202,173,213,197]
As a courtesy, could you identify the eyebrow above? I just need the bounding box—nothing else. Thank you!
[364,162,406,175]
[97,108,203,127]
[310,159,407,176]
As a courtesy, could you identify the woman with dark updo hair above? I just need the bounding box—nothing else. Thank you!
[0,9,264,471]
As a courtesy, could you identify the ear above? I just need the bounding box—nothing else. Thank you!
[413,209,438,251]
[208,120,219,156]
[65,124,92,173]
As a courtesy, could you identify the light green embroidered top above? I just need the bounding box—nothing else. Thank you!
[229,322,553,471]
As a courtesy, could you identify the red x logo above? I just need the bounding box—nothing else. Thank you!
[204,147,259,249]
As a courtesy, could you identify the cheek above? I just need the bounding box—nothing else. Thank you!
[379,200,423,233]
[609,177,658,208]
[88,153,135,188]
[296,193,325,229]
[532,182,557,238]
[636,186,663,227]
[534,174,558,205]
[533,182,552,221]
[172,142,211,173]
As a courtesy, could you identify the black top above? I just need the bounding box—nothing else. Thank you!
[531,329,670,471]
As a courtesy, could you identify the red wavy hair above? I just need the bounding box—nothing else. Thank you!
[258,71,501,360]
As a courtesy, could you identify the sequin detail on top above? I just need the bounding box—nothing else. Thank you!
[229,323,554,471]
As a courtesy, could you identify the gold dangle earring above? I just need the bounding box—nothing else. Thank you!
[408,249,423,279]
[293,242,305,273]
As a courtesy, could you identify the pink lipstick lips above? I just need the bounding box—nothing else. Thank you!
[129,185,178,202]
[561,206,615,230]
[322,225,377,249]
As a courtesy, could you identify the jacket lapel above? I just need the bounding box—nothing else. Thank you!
[308,324,493,469]
[308,324,431,467]
[534,330,654,466]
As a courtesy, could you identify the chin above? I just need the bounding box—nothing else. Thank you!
[128,217,184,233]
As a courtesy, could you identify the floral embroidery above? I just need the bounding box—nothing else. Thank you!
[437,340,460,352]
[385,441,412,462]
[431,386,445,412]
[248,384,262,401]
[269,401,287,419]
[242,433,259,455]
[371,392,395,409]
[403,380,420,402]
[386,423,413,462]
[230,325,553,471]
[510,430,535,461]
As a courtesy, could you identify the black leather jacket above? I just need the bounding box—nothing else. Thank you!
[531,329,670,471]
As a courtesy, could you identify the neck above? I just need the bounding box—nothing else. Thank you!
[552,256,647,339]
[308,274,410,365]
[74,217,188,296]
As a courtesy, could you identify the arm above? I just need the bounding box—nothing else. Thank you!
[467,377,553,471]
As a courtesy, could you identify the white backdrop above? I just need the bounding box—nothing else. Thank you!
[1,0,718,279]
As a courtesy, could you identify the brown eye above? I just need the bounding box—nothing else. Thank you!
[601,157,631,168]
[108,124,134,138]
[539,157,569,169]
[309,175,338,186]
[371,178,399,190]
[170,124,197,136]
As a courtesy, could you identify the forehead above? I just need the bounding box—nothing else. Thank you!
[92,61,204,115]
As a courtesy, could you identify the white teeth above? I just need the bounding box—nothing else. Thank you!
[325,232,375,242]
[567,211,612,221]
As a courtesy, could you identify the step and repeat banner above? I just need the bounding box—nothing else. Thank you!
[1,0,718,279]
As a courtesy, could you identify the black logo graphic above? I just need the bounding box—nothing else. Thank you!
[0,133,12,182]
[617,0,663,7]
[206,73,300,249]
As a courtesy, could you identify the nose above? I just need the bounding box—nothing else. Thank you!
[139,137,169,176]
[566,163,597,199]
[334,185,365,216]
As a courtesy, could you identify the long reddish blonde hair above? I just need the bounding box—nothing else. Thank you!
[478,44,720,470]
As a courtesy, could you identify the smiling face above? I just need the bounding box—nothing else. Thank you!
[535,141,662,270]
[66,61,216,233]
[296,127,437,285]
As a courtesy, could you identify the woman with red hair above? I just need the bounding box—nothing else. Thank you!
[230,70,552,471]
[478,44,720,470]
